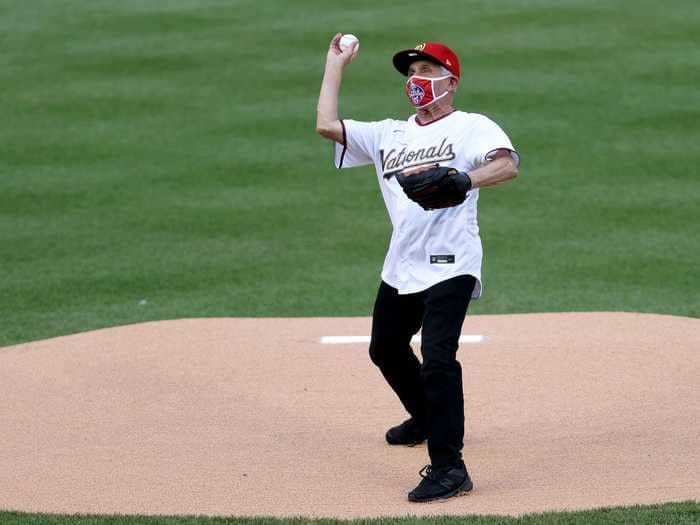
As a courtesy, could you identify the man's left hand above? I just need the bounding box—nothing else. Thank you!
[395,165,472,210]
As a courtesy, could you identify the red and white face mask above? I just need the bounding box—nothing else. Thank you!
[405,74,453,108]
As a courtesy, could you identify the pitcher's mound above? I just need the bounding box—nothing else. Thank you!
[1,313,698,518]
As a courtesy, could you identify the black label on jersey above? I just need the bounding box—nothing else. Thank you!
[430,255,455,264]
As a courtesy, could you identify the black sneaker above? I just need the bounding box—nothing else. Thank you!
[407,461,473,502]
[385,418,427,446]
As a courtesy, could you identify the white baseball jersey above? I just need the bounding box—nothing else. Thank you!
[333,110,519,298]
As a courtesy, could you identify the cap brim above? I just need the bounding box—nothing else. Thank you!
[392,49,446,76]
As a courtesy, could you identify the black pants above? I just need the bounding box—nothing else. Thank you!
[369,274,476,469]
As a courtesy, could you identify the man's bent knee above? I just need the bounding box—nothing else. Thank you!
[369,337,412,367]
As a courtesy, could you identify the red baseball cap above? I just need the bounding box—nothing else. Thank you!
[393,42,461,78]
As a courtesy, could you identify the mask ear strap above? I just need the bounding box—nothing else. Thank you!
[406,74,454,84]
[423,89,450,106]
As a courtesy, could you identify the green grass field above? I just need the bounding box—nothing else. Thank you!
[1,501,699,525]
[1,0,698,523]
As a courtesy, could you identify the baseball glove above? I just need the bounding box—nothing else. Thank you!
[395,166,472,210]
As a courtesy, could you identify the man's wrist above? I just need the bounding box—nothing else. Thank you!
[463,171,473,191]
[462,170,477,190]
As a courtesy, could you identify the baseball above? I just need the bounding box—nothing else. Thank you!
[339,34,360,56]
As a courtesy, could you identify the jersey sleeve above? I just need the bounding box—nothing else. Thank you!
[468,114,520,168]
[333,119,387,169]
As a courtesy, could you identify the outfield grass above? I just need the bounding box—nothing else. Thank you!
[1,0,699,346]
[0,0,698,522]
[2,501,700,525]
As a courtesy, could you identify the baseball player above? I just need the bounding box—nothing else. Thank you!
[316,34,520,502]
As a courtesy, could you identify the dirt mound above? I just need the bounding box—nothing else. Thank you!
[1,313,698,518]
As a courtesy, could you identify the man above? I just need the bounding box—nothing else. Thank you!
[315,34,520,502]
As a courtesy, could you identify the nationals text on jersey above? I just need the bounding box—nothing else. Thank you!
[380,137,455,177]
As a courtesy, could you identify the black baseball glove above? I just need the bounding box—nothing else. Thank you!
[395,166,472,210]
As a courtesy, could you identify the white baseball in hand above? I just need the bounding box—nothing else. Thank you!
[339,34,360,57]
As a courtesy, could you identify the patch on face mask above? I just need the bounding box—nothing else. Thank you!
[430,255,455,264]
[408,83,425,105]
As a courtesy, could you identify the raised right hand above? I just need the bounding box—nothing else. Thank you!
[326,33,358,68]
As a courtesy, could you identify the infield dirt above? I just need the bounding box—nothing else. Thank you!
[1,313,698,518]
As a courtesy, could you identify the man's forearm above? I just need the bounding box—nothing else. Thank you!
[468,157,519,189]
[316,63,344,140]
